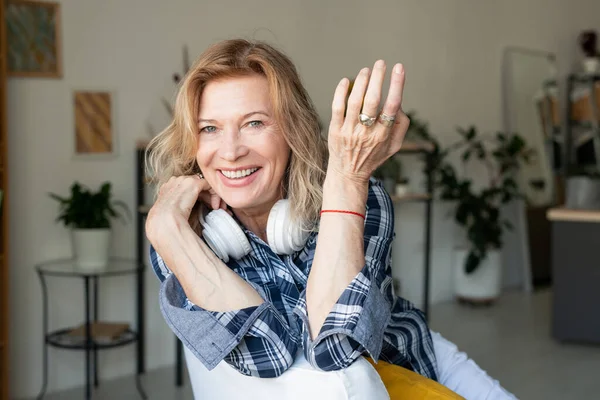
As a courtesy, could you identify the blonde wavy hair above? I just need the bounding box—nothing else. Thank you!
[145,38,328,230]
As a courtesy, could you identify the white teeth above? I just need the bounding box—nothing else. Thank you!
[221,168,258,179]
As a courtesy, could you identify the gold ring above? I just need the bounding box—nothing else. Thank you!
[378,112,395,127]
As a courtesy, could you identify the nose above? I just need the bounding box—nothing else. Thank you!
[217,127,249,161]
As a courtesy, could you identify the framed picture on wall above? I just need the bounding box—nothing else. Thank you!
[73,90,117,158]
[6,0,62,78]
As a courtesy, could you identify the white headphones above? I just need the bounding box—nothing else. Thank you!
[199,199,310,262]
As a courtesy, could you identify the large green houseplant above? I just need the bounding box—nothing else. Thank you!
[49,182,130,269]
[434,126,538,273]
[406,112,541,301]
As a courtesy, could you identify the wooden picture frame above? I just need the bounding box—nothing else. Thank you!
[6,0,62,78]
[73,91,115,156]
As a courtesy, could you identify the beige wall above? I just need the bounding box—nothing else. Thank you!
[8,0,600,397]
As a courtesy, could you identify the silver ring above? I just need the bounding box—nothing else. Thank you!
[378,112,395,127]
[359,113,376,127]
[197,172,204,179]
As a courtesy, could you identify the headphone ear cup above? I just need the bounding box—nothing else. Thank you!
[267,199,309,255]
[200,209,251,262]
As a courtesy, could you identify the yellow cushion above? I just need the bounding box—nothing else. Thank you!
[365,357,465,400]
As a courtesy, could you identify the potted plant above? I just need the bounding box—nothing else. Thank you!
[579,30,600,75]
[49,182,130,270]
[395,175,410,197]
[434,126,541,303]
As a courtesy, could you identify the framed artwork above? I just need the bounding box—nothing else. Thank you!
[73,91,114,156]
[6,0,62,78]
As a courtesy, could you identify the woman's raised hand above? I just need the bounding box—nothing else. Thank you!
[326,60,409,184]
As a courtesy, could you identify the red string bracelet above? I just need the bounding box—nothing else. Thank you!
[320,209,365,220]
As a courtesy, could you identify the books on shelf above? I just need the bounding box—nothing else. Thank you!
[67,322,130,344]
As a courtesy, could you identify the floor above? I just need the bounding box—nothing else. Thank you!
[429,288,600,399]
[29,288,600,400]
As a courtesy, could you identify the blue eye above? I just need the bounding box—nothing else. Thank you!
[248,120,263,128]
[200,126,217,133]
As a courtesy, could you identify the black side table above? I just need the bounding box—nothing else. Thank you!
[35,258,147,400]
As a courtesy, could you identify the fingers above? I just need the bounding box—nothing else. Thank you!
[381,63,405,118]
[361,60,386,118]
[197,186,223,210]
[330,78,350,130]
[389,111,410,152]
[159,174,222,211]
[344,67,371,127]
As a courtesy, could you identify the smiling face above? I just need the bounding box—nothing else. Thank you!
[196,74,291,214]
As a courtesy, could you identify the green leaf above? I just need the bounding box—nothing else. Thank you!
[462,150,471,162]
[465,251,481,274]
[48,181,130,229]
[529,179,545,190]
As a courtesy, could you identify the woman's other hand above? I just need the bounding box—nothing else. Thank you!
[327,60,410,185]
[145,174,227,246]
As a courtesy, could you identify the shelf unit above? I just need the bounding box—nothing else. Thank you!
[0,0,8,398]
[134,140,435,385]
[135,141,185,386]
[563,74,600,175]
[394,141,435,318]
[35,259,146,400]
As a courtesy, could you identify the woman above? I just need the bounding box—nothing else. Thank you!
[145,39,515,399]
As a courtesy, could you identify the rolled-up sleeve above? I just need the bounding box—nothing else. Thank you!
[294,178,431,373]
[150,245,298,378]
[293,258,392,370]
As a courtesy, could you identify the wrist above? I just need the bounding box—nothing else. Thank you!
[147,213,190,254]
[322,171,369,213]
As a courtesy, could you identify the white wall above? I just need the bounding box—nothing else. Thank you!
[8,0,600,397]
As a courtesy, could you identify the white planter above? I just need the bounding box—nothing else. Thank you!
[453,248,502,302]
[395,183,409,197]
[582,57,600,75]
[72,228,111,271]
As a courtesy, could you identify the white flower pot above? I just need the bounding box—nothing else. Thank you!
[72,228,111,270]
[395,183,410,197]
[582,57,600,75]
[453,248,502,303]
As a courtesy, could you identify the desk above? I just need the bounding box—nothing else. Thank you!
[547,208,600,343]
[35,259,147,400]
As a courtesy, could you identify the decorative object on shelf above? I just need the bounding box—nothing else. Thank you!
[395,177,410,197]
[67,322,130,344]
[146,45,191,138]
[565,168,600,210]
[6,0,62,78]
[420,124,541,303]
[74,91,113,155]
[374,156,402,194]
[49,182,130,270]
[579,30,600,76]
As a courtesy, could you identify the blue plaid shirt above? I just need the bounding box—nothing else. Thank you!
[150,178,438,380]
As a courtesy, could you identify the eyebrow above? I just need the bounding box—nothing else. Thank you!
[198,111,270,124]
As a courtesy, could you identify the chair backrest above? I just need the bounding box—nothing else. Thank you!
[183,345,390,400]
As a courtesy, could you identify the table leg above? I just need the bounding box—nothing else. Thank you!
[136,265,147,399]
[176,338,183,386]
[93,277,99,387]
[36,272,49,400]
[137,265,145,375]
[84,277,92,400]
